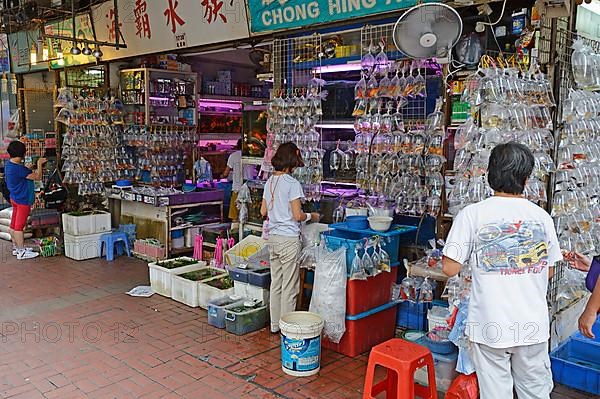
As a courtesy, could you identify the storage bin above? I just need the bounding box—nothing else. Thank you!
[234,281,269,306]
[63,211,111,236]
[227,266,251,283]
[198,276,235,309]
[428,306,451,332]
[397,301,430,331]
[208,295,245,329]
[414,347,459,392]
[247,267,271,288]
[347,267,397,316]
[418,334,457,355]
[551,338,600,395]
[64,232,104,261]
[224,304,269,335]
[149,261,211,298]
[323,301,398,357]
[224,235,268,266]
[572,317,600,345]
[328,223,416,265]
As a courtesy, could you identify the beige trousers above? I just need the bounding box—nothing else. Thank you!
[268,235,301,332]
[469,341,553,399]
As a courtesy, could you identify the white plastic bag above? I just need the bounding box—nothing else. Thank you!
[309,242,347,343]
[6,110,19,138]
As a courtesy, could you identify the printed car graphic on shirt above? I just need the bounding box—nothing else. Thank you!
[475,220,549,273]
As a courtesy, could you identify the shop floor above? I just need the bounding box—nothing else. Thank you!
[0,241,591,399]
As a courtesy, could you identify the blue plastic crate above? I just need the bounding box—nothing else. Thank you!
[551,338,600,395]
[397,301,430,331]
[324,223,416,265]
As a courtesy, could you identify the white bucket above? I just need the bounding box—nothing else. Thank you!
[279,311,324,377]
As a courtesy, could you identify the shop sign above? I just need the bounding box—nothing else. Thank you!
[91,0,250,61]
[0,34,10,73]
[247,0,426,34]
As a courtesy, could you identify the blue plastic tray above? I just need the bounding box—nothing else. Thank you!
[572,316,600,345]
[551,338,600,395]
[329,223,417,237]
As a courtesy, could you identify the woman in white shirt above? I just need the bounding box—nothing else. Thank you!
[260,142,319,333]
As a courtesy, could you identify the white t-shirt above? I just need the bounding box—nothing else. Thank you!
[227,151,255,192]
[443,196,562,349]
[262,174,304,237]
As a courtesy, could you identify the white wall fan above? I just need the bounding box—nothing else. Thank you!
[393,2,463,63]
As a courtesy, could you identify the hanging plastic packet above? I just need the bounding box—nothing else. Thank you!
[350,245,368,280]
[362,243,376,277]
[392,283,401,301]
[377,238,391,272]
[418,277,434,303]
[400,276,417,302]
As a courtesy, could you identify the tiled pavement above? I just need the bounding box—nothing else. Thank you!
[0,242,594,399]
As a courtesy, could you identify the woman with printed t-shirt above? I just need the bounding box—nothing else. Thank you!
[260,142,320,333]
[442,142,562,399]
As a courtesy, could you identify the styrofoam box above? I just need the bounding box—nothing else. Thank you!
[63,211,111,236]
[234,281,269,306]
[64,232,104,261]
[170,266,226,306]
[198,279,235,310]
[148,258,207,298]
[225,235,268,266]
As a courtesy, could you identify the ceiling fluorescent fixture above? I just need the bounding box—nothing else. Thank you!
[313,63,362,73]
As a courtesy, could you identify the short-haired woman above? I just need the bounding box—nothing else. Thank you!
[260,142,319,333]
[5,140,46,259]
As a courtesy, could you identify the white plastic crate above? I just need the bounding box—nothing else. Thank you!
[414,351,458,392]
[62,211,111,236]
[234,281,269,306]
[225,235,268,266]
[198,277,235,310]
[148,258,206,298]
[64,232,104,261]
[170,267,227,306]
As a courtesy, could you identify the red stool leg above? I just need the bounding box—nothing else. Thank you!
[418,355,438,399]
[362,359,378,399]
[395,366,415,399]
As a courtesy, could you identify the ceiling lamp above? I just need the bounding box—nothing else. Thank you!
[93,46,103,59]
[1,73,7,93]
[82,44,92,56]
[42,42,49,62]
[10,74,17,93]
[70,42,81,55]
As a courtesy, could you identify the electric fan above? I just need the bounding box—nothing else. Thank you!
[393,2,463,63]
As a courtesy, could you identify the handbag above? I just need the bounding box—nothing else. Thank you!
[41,169,68,209]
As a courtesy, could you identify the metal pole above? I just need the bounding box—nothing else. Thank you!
[114,0,120,50]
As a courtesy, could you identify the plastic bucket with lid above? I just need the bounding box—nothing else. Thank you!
[279,311,324,377]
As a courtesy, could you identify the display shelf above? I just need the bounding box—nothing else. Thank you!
[171,246,195,254]
[199,94,269,104]
[170,220,221,231]
[293,55,360,70]
[170,201,223,210]
[242,157,263,166]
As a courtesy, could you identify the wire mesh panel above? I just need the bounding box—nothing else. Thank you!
[361,24,428,126]
[272,34,322,96]
[61,65,108,97]
[19,88,56,134]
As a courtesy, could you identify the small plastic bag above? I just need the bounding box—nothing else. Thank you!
[446,373,479,399]
[350,245,368,280]
[6,110,19,138]
[400,276,417,302]
[418,277,434,303]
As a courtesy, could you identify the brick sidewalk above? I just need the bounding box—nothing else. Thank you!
[0,243,592,399]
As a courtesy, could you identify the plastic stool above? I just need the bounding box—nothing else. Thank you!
[100,232,131,261]
[363,338,437,399]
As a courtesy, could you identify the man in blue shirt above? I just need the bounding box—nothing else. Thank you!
[5,141,46,259]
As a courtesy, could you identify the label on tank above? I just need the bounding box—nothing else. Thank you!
[281,335,321,372]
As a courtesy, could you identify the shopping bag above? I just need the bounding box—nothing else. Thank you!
[6,110,19,138]
[445,373,479,399]
[41,169,68,209]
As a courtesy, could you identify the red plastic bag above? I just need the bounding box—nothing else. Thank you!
[445,373,479,399]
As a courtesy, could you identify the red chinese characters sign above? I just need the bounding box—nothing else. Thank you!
[134,0,151,39]
[164,0,185,34]
[91,0,251,61]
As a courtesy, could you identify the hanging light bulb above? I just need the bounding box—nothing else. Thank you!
[1,73,7,93]
[42,42,49,62]
[93,46,103,59]
[10,74,17,93]
[82,43,92,56]
[30,42,37,65]
[70,42,81,55]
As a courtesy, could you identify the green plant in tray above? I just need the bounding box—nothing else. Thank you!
[179,268,222,281]
[205,276,233,290]
[157,258,199,269]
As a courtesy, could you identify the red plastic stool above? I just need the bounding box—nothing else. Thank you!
[363,338,437,399]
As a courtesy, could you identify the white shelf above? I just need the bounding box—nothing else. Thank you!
[242,157,263,166]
